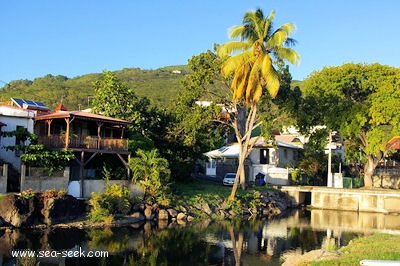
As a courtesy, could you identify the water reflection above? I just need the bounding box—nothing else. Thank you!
[0,209,399,265]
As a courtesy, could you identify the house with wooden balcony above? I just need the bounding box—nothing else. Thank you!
[34,106,132,196]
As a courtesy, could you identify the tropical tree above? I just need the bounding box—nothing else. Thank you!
[217,9,299,199]
[92,70,169,154]
[167,51,230,176]
[128,149,171,203]
[298,63,400,188]
[92,71,148,127]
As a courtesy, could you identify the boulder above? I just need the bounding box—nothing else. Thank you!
[167,208,178,218]
[176,212,187,221]
[0,193,87,228]
[200,203,213,216]
[0,194,38,227]
[41,195,86,225]
[158,209,169,220]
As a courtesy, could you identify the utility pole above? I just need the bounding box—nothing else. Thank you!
[327,130,333,187]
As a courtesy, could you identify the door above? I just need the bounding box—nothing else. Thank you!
[206,158,217,176]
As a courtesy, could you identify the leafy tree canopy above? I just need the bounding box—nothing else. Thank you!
[91,70,165,140]
[298,63,400,187]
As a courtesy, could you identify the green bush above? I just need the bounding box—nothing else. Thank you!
[290,169,302,184]
[88,183,132,223]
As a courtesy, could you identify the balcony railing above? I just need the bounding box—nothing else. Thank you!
[38,135,129,151]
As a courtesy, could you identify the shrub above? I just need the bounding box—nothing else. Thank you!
[290,169,302,184]
[20,189,36,199]
[40,189,68,201]
[128,149,172,205]
[226,198,243,215]
[88,183,132,223]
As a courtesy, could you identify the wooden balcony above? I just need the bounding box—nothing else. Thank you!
[38,135,129,152]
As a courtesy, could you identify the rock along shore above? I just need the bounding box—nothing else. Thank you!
[0,189,295,229]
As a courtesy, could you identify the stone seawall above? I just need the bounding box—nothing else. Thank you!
[281,186,400,213]
[311,188,400,213]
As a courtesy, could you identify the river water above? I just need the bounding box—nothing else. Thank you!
[0,209,399,265]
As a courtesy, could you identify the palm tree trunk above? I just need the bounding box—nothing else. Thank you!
[229,104,258,200]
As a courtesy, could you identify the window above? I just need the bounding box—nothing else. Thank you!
[283,149,288,159]
[260,149,269,164]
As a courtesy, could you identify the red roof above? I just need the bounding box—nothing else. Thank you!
[55,104,68,112]
[275,135,299,143]
[35,111,131,125]
[388,136,400,150]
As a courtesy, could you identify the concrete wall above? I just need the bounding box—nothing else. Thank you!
[281,186,400,213]
[372,175,400,189]
[252,164,290,185]
[310,188,400,213]
[20,166,69,192]
[68,180,144,198]
[0,164,7,193]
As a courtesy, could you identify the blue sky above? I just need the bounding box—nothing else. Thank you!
[1,1,399,84]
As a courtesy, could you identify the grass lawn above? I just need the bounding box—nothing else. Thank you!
[172,178,275,200]
[173,178,232,197]
[309,233,400,265]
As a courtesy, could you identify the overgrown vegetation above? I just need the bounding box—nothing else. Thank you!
[308,234,400,265]
[171,179,275,219]
[1,128,74,176]
[21,145,74,176]
[20,188,68,200]
[128,149,172,205]
[88,180,132,224]
[20,189,36,199]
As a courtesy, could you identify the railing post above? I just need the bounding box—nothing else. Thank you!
[20,164,26,192]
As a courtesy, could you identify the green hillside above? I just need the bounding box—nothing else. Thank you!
[0,65,190,110]
[0,65,301,111]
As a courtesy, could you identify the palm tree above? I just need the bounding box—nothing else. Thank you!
[217,9,299,200]
[128,149,170,200]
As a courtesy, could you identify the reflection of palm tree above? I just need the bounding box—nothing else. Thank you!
[228,226,244,266]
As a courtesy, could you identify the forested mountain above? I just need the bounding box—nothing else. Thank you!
[0,65,302,111]
[0,65,190,110]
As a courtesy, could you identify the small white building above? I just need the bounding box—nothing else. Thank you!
[0,98,51,172]
[204,137,302,186]
[0,105,36,170]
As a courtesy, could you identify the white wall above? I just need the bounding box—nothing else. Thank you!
[252,164,290,185]
[249,147,297,168]
[277,148,298,167]
[68,180,144,198]
[0,106,36,170]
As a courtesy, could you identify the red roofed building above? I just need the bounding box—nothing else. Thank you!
[34,107,132,197]
[388,136,400,150]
